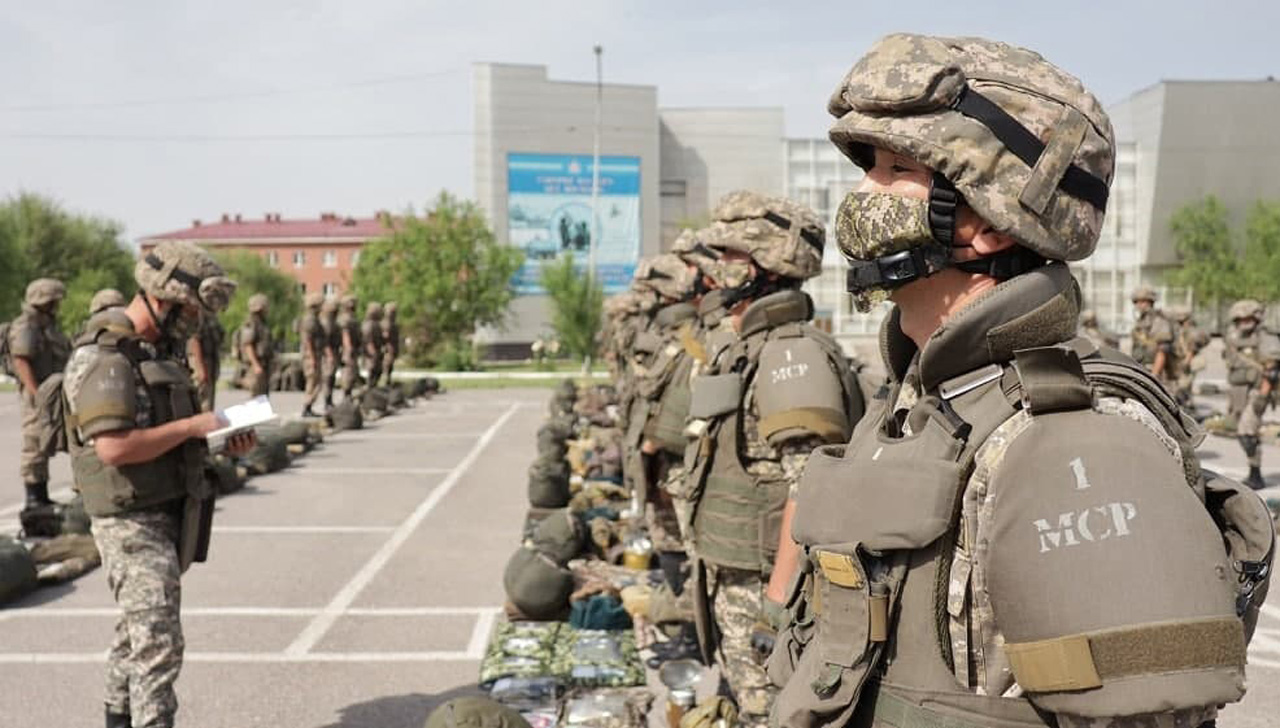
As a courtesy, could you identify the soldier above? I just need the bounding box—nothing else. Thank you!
[680,191,862,728]
[337,294,362,399]
[1078,308,1119,349]
[1224,299,1278,489]
[319,297,340,410]
[186,312,224,412]
[62,241,254,728]
[361,302,385,390]
[8,278,70,507]
[382,301,400,386]
[1130,285,1176,387]
[90,288,128,316]
[237,293,274,396]
[299,292,326,417]
[1169,305,1209,407]
[772,34,1269,728]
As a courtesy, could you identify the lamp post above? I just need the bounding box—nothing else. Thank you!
[589,44,603,286]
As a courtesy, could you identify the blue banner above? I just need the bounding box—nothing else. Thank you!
[507,153,641,294]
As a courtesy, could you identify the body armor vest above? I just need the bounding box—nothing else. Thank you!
[688,289,847,574]
[639,303,699,456]
[338,313,361,357]
[1225,327,1264,387]
[774,266,1270,728]
[71,328,205,518]
[301,312,325,362]
[1130,310,1169,366]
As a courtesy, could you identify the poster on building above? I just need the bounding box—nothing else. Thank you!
[507,152,641,294]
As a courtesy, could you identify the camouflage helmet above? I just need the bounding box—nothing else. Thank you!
[701,191,825,280]
[365,301,383,319]
[1167,305,1192,323]
[1130,285,1157,304]
[89,288,127,314]
[24,278,66,307]
[423,697,531,728]
[1079,308,1098,327]
[1230,299,1264,322]
[632,253,702,301]
[321,297,339,314]
[136,241,237,313]
[385,301,398,316]
[247,293,270,314]
[304,292,324,309]
[827,34,1115,262]
[340,294,357,311]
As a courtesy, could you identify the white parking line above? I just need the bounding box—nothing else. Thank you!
[211,526,395,534]
[1,605,498,619]
[302,467,452,476]
[284,403,519,657]
[0,487,73,517]
[345,433,485,440]
[0,651,480,664]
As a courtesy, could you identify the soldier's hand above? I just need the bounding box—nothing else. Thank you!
[253,364,265,375]
[224,430,257,456]
[186,411,229,439]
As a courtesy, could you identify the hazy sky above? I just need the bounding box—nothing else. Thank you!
[2,0,1276,243]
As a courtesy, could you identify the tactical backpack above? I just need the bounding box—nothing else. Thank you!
[0,535,37,605]
[326,400,364,431]
[19,503,64,539]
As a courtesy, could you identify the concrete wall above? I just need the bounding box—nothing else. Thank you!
[658,108,785,246]
[473,63,660,345]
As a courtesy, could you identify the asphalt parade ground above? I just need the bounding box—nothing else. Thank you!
[1,385,1279,726]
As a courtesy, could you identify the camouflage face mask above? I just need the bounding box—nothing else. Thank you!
[836,191,952,312]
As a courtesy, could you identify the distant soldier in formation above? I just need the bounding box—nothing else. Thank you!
[1078,308,1119,349]
[299,292,326,417]
[238,293,274,397]
[89,288,127,317]
[1169,305,1209,407]
[337,294,361,398]
[8,278,70,507]
[188,312,224,412]
[1225,299,1278,489]
[362,301,385,389]
[319,297,340,409]
[382,301,400,386]
[1129,286,1176,388]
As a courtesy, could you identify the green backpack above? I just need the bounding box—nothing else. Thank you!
[0,535,37,605]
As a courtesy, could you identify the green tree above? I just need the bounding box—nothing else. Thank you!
[540,252,604,364]
[1166,195,1244,306]
[1242,200,1280,302]
[211,250,303,350]
[352,192,523,369]
[0,193,134,329]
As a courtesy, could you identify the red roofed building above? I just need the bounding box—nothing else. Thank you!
[139,212,394,296]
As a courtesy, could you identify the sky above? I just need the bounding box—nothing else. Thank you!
[1,0,1277,244]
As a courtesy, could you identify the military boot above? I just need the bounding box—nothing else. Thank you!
[104,708,130,728]
[301,405,319,418]
[24,481,53,508]
[1245,466,1267,491]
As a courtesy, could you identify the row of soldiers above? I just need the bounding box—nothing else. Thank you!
[4,278,404,511]
[239,292,402,417]
[1081,287,1278,489]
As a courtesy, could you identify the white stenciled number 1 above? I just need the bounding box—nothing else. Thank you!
[1068,457,1092,491]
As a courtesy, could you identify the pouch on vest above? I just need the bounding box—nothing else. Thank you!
[1202,469,1275,642]
[766,558,819,689]
[984,407,1247,717]
[688,374,742,420]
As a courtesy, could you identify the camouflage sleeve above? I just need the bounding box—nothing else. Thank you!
[65,347,138,438]
[1152,317,1175,349]
[239,323,257,346]
[8,318,38,358]
[1052,707,1215,728]
[779,436,824,498]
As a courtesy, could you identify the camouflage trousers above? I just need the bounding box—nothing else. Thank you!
[301,356,322,408]
[18,390,47,485]
[321,355,337,406]
[341,356,359,397]
[364,356,383,392]
[197,361,219,413]
[242,367,270,397]
[710,566,774,728]
[382,351,397,387]
[92,509,184,728]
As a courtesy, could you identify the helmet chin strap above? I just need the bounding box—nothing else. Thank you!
[845,173,1045,296]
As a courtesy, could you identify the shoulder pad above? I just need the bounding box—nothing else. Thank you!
[66,347,138,437]
[982,408,1244,712]
[755,334,850,444]
[653,302,697,329]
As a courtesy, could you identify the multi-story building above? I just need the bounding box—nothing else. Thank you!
[139,212,390,296]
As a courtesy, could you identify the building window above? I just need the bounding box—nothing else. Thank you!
[323,250,338,268]
[298,283,306,294]
[322,282,337,296]
[265,251,278,268]
[351,250,361,266]
[293,251,306,268]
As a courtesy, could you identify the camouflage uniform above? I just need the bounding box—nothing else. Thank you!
[1169,307,1209,406]
[191,314,223,412]
[64,241,236,728]
[1224,301,1278,488]
[381,301,400,386]
[8,279,70,499]
[319,298,339,408]
[337,296,361,398]
[1078,309,1119,350]
[299,293,325,413]
[1129,289,1176,387]
[238,295,273,396]
[361,302,385,390]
